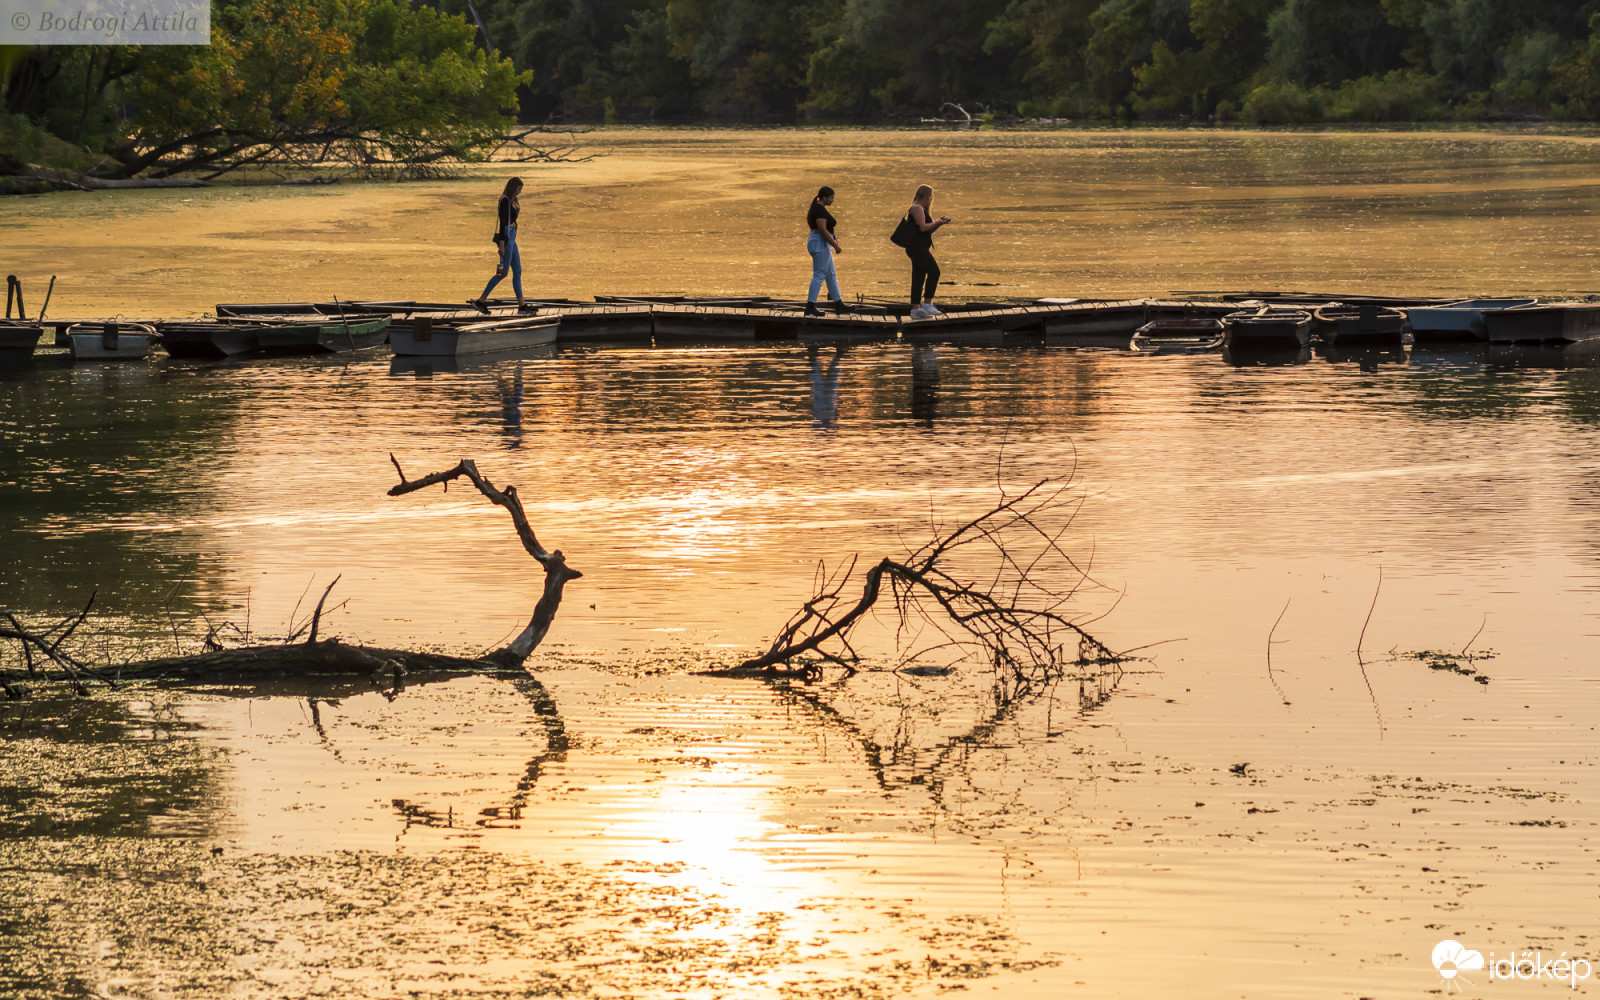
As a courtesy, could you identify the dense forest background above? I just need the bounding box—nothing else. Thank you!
[6,0,1600,181]
[466,0,1600,122]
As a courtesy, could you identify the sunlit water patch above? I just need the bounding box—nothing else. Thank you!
[4,127,1600,996]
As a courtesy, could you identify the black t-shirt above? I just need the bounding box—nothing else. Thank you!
[495,195,520,241]
[806,199,836,237]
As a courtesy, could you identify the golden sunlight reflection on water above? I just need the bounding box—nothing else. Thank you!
[4,129,1600,997]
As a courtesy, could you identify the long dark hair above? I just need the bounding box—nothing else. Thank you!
[815,185,834,201]
[501,177,523,204]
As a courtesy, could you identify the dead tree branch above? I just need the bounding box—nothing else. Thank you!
[1,459,580,695]
[712,478,1122,681]
[0,590,112,693]
[306,575,341,646]
[387,454,582,668]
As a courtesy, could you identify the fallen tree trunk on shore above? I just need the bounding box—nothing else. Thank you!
[5,166,210,193]
[0,457,578,696]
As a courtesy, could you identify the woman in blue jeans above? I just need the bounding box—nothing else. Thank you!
[804,186,848,316]
[473,177,525,311]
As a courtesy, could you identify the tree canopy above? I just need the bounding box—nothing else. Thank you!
[477,0,1600,122]
[2,0,527,179]
[6,0,1600,182]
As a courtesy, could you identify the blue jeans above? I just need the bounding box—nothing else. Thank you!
[481,225,522,300]
[807,232,840,302]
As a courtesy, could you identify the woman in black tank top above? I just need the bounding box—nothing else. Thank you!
[904,184,950,319]
[473,177,524,310]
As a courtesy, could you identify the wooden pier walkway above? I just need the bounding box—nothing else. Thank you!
[215,295,1246,346]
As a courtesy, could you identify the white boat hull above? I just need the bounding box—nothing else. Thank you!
[67,325,157,360]
[390,317,559,356]
[1407,300,1537,340]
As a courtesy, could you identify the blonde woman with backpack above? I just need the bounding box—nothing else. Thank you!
[893,184,950,319]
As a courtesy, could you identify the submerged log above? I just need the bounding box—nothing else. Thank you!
[119,638,516,685]
[0,458,577,695]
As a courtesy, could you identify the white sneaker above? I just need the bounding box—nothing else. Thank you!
[922,303,943,316]
[909,305,932,319]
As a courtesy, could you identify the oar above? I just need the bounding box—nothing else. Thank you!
[38,276,55,323]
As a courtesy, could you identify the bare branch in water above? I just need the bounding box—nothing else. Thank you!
[1460,612,1488,658]
[2,459,583,695]
[711,477,1127,683]
[1357,566,1383,656]
[388,455,582,667]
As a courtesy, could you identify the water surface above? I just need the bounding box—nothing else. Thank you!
[3,128,1600,998]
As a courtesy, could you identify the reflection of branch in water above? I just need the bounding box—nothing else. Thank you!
[367,671,570,831]
[475,673,569,828]
[1265,598,1291,707]
[774,658,1125,828]
[303,697,350,764]
[1355,568,1385,737]
[393,798,457,829]
[254,670,568,834]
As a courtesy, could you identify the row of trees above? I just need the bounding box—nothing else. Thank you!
[7,0,1600,181]
[469,0,1600,121]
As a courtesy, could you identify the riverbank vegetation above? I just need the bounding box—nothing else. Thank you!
[481,0,1600,122]
[5,0,1600,187]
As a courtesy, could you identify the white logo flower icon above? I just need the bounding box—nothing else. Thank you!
[1433,940,1485,991]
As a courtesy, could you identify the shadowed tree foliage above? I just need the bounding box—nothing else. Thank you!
[2,0,527,181]
[10,0,1600,162]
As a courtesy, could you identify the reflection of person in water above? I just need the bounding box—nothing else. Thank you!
[499,367,524,447]
[809,344,844,429]
[911,343,939,427]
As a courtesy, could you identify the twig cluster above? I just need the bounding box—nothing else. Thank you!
[0,592,108,696]
[717,476,1125,682]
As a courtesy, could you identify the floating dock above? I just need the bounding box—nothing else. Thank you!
[213,295,1249,346]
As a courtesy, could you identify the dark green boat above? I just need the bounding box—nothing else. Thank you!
[249,314,391,354]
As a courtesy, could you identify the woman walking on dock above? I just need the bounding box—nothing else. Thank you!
[901,185,949,319]
[804,186,847,317]
[474,177,524,311]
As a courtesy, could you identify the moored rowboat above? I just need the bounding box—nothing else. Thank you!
[67,322,158,360]
[1222,305,1312,348]
[1131,316,1224,352]
[1312,303,1406,344]
[251,314,391,353]
[156,321,263,357]
[0,320,45,360]
[390,315,560,356]
[1483,302,1600,344]
[1405,298,1538,341]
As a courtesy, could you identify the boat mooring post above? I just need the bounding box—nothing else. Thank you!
[5,274,22,320]
[332,294,354,350]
